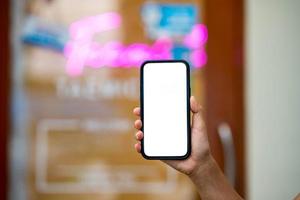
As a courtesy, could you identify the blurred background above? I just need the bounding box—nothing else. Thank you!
[0,0,299,200]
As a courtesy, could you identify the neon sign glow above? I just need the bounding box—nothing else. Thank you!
[64,12,207,76]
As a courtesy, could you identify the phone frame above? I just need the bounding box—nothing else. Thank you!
[140,60,191,160]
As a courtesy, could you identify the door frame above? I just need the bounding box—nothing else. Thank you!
[0,0,10,199]
[205,0,245,197]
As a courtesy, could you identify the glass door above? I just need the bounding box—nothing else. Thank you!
[10,0,208,199]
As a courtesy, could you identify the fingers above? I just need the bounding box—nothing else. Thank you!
[135,131,143,141]
[134,132,143,153]
[133,107,142,153]
[134,141,141,153]
[134,119,142,130]
[190,96,205,131]
[190,96,200,113]
[133,107,140,116]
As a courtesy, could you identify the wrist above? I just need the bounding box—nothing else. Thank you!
[188,154,217,181]
[187,155,243,200]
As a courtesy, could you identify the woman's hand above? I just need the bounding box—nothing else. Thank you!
[133,96,212,177]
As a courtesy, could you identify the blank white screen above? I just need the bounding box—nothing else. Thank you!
[143,62,188,157]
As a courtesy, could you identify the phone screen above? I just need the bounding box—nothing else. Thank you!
[141,61,190,159]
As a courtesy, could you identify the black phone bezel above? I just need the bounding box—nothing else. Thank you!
[140,60,191,160]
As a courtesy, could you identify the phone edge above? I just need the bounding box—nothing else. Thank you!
[140,60,191,160]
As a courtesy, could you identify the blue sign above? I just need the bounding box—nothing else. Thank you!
[172,43,191,62]
[141,3,198,39]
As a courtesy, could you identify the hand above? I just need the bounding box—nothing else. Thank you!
[133,96,212,177]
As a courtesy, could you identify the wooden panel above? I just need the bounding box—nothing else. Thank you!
[205,0,245,197]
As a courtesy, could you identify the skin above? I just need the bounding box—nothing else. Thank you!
[133,96,243,200]
[294,193,300,200]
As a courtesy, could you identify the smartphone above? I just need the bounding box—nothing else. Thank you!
[140,60,191,160]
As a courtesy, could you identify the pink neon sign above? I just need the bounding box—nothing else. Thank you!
[64,12,207,76]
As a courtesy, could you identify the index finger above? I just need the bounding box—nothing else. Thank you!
[133,107,140,116]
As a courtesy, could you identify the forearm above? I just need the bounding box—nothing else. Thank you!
[189,156,243,200]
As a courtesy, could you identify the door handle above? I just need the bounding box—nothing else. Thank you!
[218,122,236,186]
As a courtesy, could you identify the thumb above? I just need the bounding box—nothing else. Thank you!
[190,96,205,131]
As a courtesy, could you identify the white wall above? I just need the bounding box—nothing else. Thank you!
[246,0,300,199]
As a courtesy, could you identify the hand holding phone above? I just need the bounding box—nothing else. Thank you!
[133,95,211,176]
[134,62,242,199]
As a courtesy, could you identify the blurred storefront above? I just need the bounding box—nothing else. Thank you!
[3,0,300,199]
[10,0,209,199]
